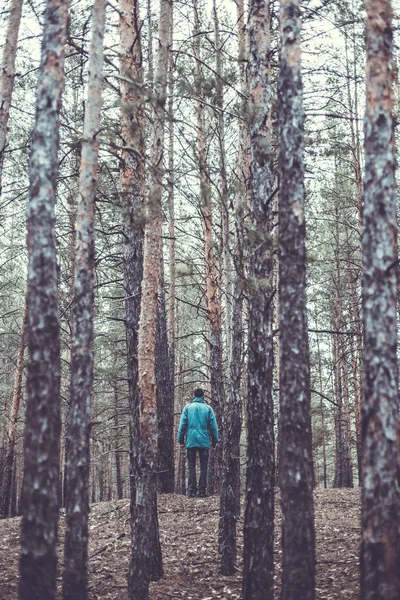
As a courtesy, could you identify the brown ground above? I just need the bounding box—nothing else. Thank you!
[0,489,360,600]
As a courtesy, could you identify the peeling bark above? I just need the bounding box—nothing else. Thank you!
[118,0,147,594]
[132,0,172,594]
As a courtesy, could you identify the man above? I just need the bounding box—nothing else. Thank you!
[177,388,219,498]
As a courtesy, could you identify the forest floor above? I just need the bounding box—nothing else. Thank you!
[0,488,360,600]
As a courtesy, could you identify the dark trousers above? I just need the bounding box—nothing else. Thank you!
[187,447,209,494]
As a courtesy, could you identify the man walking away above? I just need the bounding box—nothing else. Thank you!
[177,388,219,497]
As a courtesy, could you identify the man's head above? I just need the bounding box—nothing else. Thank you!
[194,388,204,398]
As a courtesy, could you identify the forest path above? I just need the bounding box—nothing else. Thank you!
[0,489,360,599]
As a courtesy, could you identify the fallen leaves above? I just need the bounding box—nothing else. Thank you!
[0,489,361,599]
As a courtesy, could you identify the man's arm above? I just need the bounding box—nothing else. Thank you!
[208,407,219,446]
[177,406,188,445]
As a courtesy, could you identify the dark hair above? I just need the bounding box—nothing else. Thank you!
[194,388,204,398]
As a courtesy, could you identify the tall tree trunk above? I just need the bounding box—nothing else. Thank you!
[219,243,244,575]
[167,38,176,487]
[0,297,27,518]
[213,0,232,356]
[278,1,315,598]
[62,155,79,508]
[131,0,172,594]
[192,0,224,496]
[155,21,175,494]
[113,380,124,500]
[314,323,327,489]
[63,3,106,598]
[175,353,186,494]
[361,1,400,598]
[242,0,275,596]
[347,268,362,483]
[156,259,174,493]
[218,0,248,573]
[119,0,146,593]
[18,0,68,596]
[0,0,24,197]
[331,200,353,488]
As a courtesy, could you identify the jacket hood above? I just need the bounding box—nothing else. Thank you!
[193,397,205,403]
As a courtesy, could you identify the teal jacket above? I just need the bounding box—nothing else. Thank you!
[177,397,219,449]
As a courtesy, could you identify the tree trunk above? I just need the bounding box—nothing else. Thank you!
[242,0,275,596]
[0,0,24,197]
[0,296,27,519]
[331,198,353,489]
[192,0,224,496]
[361,1,400,598]
[131,0,172,594]
[347,270,362,483]
[167,38,176,490]
[278,2,315,598]
[63,3,106,598]
[156,259,174,493]
[114,380,124,500]
[213,0,232,357]
[119,0,146,594]
[219,270,243,575]
[315,329,327,489]
[218,0,248,573]
[18,0,68,596]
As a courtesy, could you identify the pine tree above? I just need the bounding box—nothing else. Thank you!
[63,1,106,598]
[360,1,400,597]
[242,0,275,596]
[278,0,316,598]
[18,0,68,596]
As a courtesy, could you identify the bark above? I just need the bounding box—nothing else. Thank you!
[175,355,186,494]
[154,25,175,496]
[62,155,79,508]
[18,0,68,596]
[219,268,243,575]
[0,0,24,197]
[361,1,400,598]
[114,380,124,500]
[131,0,172,594]
[236,0,250,210]
[192,0,224,495]
[62,3,106,598]
[167,39,176,485]
[10,452,18,517]
[119,0,146,594]
[213,0,232,356]
[242,0,275,596]
[315,328,327,489]
[347,268,362,483]
[0,297,27,519]
[278,2,315,598]
[332,215,353,489]
[218,0,248,573]
[344,33,363,483]
[156,259,174,493]
[332,323,353,488]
